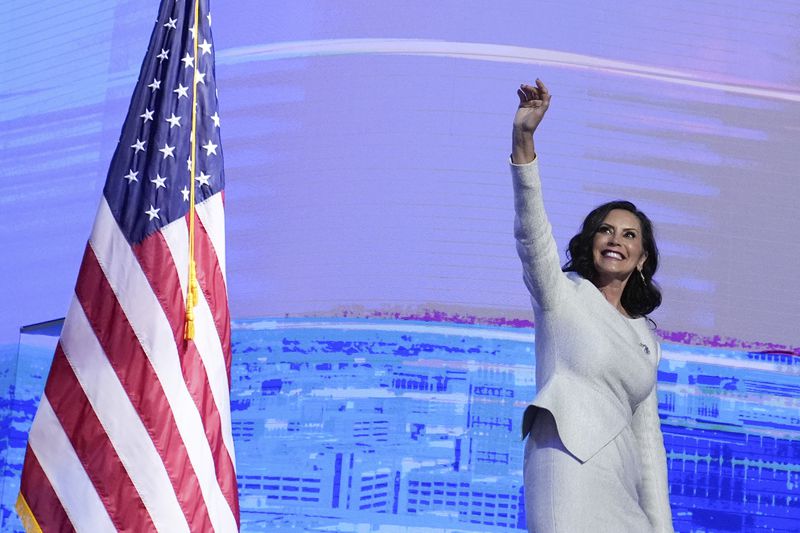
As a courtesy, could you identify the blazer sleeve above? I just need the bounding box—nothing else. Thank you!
[510,157,569,310]
[631,343,675,532]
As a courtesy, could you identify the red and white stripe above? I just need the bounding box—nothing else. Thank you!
[19,195,239,532]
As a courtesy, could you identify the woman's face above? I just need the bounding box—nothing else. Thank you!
[592,209,648,282]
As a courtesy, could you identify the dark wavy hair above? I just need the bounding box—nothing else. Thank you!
[563,200,662,318]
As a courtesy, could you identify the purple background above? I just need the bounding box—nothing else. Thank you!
[2,0,799,348]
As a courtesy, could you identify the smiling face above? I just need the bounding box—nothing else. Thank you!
[592,209,648,283]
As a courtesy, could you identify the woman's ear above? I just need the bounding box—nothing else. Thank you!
[637,252,648,271]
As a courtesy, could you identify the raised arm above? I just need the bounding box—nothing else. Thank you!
[511,80,568,309]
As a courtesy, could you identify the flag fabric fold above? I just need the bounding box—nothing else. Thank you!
[16,0,239,531]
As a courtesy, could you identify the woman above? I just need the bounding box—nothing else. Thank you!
[511,80,674,533]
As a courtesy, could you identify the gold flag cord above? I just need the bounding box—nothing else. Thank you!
[184,0,202,340]
[15,493,43,533]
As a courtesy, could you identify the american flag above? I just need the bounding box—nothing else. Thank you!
[16,0,239,531]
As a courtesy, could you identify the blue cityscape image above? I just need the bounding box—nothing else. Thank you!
[1,318,798,532]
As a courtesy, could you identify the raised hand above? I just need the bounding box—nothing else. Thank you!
[514,79,551,134]
[511,79,551,164]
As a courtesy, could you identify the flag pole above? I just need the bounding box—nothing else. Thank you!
[185,0,202,341]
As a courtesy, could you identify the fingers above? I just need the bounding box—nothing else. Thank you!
[519,83,536,100]
[535,78,548,94]
[535,78,552,105]
[518,79,551,106]
[517,84,537,107]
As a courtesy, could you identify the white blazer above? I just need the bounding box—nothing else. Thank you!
[512,158,674,532]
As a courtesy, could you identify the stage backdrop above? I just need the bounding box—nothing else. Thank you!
[1,1,799,532]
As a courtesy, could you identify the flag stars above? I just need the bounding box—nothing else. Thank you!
[181,186,190,202]
[157,48,169,62]
[181,53,194,69]
[159,143,176,159]
[194,70,206,85]
[210,111,220,128]
[164,17,177,30]
[140,108,154,122]
[199,39,212,55]
[148,78,161,91]
[145,205,161,221]
[189,26,196,41]
[151,174,167,189]
[202,140,218,156]
[166,113,182,128]
[124,170,139,183]
[174,84,189,99]
[207,12,212,26]
[131,139,146,153]
[197,171,211,187]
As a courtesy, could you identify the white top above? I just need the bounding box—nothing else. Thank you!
[511,157,674,532]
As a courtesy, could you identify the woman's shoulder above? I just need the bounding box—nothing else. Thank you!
[564,271,595,294]
[564,271,584,283]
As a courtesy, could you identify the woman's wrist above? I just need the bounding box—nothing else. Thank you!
[511,127,536,164]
